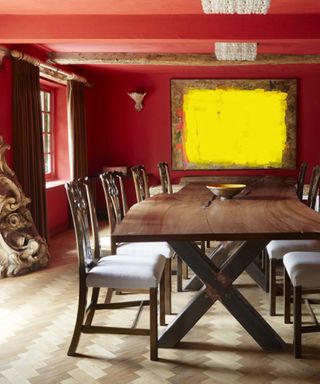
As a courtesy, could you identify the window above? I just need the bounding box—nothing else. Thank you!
[40,88,54,178]
[40,80,69,184]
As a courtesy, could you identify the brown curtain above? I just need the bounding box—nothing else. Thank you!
[12,58,48,240]
[67,80,88,180]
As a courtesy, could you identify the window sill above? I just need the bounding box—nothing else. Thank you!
[46,180,67,189]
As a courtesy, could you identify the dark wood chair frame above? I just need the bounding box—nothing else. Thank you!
[268,165,320,316]
[284,268,320,358]
[65,179,165,361]
[100,172,126,254]
[156,162,215,291]
[157,161,173,194]
[100,171,173,315]
[131,165,150,202]
[306,165,320,210]
[157,161,190,290]
[296,161,308,201]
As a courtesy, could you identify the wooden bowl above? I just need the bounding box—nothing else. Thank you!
[206,183,246,200]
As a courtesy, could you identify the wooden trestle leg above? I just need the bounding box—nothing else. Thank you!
[158,240,286,351]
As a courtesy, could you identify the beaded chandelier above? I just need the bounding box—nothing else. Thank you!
[214,42,257,61]
[201,0,270,14]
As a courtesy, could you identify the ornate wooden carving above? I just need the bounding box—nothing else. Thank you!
[0,137,49,277]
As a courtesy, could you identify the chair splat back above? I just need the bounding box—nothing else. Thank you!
[158,162,173,194]
[296,162,307,201]
[307,165,320,211]
[100,172,124,232]
[131,165,150,202]
[114,171,128,215]
[83,177,101,261]
[65,180,96,274]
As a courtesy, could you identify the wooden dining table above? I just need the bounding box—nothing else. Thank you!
[112,176,320,351]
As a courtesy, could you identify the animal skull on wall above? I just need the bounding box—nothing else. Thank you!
[127,92,146,112]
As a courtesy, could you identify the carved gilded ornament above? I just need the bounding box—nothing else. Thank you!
[0,137,49,277]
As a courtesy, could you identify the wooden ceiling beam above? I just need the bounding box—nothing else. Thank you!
[48,52,320,66]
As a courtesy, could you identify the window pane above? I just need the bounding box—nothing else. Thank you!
[42,134,46,154]
[40,88,54,178]
[44,113,50,132]
[43,134,50,154]
[41,114,45,132]
[41,114,50,133]
[40,91,44,111]
[44,154,51,174]
[44,92,51,112]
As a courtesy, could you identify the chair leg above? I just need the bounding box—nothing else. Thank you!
[85,287,100,325]
[68,285,88,356]
[263,249,269,293]
[159,273,166,326]
[177,256,183,292]
[111,240,117,255]
[182,261,189,279]
[269,258,277,316]
[293,286,302,358]
[283,269,291,324]
[164,258,172,314]
[104,288,114,304]
[177,254,190,292]
[149,287,158,361]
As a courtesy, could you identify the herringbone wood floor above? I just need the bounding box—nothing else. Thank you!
[1,228,320,383]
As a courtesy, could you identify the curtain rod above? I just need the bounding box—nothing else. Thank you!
[3,48,91,87]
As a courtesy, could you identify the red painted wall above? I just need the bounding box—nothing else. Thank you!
[2,47,320,231]
[86,64,320,208]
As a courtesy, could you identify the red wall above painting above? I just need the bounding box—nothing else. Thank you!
[2,42,320,232]
[85,64,320,193]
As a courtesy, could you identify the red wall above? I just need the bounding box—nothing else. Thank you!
[2,49,320,232]
[86,64,320,206]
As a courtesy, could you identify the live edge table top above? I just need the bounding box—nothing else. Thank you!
[112,176,320,243]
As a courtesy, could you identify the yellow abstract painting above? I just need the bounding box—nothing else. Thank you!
[183,88,287,168]
[171,79,297,170]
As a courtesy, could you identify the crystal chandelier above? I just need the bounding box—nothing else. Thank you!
[215,42,257,61]
[201,0,271,14]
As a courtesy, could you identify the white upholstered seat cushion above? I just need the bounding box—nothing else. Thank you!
[116,242,174,259]
[86,254,166,289]
[266,240,320,260]
[283,251,320,288]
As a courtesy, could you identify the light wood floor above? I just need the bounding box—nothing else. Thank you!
[1,229,320,384]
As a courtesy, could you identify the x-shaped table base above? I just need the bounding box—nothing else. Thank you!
[158,240,286,350]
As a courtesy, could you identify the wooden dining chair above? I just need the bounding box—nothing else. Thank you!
[306,165,320,210]
[296,161,308,201]
[158,162,173,194]
[131,165,150,202]
[79,177,109,260]
[283,251,320,358]
[65,179,166,361]
[157,161,193,289]
[267,165,320,316]
[100,171,174,315]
